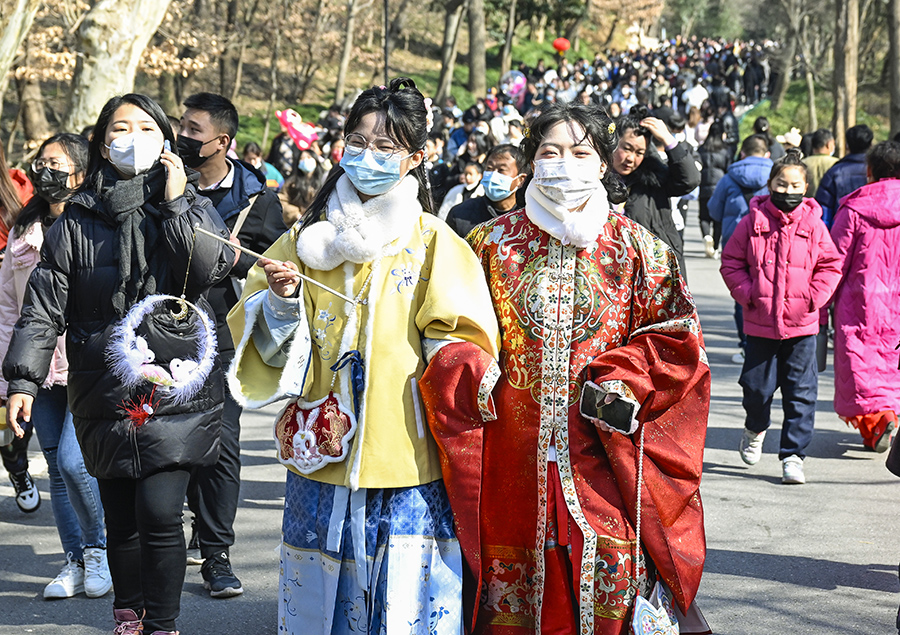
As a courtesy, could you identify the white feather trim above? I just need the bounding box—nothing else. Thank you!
[106,294,217,405]
[226,288,313,409]
[295,174,422,271]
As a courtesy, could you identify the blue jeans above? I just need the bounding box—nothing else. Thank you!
[739,335,818,460]
[32,385,105,559]
[734,302,747,349]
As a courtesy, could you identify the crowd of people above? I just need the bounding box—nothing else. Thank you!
[0,33,897,635]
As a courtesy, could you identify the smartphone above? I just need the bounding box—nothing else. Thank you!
[164,140,171,153]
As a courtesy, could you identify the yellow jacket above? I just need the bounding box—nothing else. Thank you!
[227,213,500,490]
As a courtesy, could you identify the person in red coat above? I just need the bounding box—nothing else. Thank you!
[421,102,711,634]
[0,143,33,255]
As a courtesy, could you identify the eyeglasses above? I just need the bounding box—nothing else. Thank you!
[32,159,69,172]
[344,133,406,160]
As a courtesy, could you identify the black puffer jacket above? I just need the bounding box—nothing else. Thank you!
[698,144,732,199]
[621,141,700,277]
[3,181,234,479]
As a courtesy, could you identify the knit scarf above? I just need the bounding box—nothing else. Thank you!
[95,164,167,316]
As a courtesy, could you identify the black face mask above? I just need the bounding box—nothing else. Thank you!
[33,167,72,204]
[177,135,219,169]
[770,191,804,213]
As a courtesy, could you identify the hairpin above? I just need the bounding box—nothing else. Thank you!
[608,122,616,135]
[523,126,531,138]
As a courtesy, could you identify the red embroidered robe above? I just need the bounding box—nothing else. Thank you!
[421,210,710,634]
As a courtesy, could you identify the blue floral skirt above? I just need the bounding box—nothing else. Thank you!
[279,470,463,634]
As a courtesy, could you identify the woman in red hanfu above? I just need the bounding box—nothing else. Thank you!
[421,102,711,634]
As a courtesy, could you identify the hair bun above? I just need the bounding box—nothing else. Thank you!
[390,77,419,93]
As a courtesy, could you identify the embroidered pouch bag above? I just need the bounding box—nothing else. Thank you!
[274,391,358,474]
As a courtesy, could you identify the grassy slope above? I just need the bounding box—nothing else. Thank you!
[738,81,889,142]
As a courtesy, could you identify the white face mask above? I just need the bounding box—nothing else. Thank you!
[533,157,604,209]
[105,132,163,177]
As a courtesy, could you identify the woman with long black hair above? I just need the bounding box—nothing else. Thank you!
[421,101,710,633]
[4,93,235,635]
[0,133,113,600]
[228,78,500,634]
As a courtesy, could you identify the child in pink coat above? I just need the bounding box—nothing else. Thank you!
[721,149,842,484]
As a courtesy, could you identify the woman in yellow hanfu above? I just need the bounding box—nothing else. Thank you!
[226,78,501,634]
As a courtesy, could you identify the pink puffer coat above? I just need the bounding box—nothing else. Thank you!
[721,195,842,340]
[830,178,900,417]
[0,221,68,397]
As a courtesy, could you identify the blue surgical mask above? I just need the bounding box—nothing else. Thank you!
[481,171,519,202]
[298,157,318,174]
[339,148,409,196]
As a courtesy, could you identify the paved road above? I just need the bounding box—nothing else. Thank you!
[0,206,898,634]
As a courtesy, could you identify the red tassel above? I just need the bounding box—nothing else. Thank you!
[121,386,158,428]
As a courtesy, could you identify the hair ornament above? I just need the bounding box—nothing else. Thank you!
[523,126,531,139]
[424,97,435,134]
[608,122,616,135]
[107,294,217,426]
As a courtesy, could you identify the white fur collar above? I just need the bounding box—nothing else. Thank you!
[296,174,422,271]
[524,179,609,248]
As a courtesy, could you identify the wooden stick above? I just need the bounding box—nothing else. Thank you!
[193,225,355,303]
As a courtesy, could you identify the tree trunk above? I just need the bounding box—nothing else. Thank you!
[531,13,547,44]
[833,0,859,155]
[63,0,173,133]
[500,0,517,77]
[335,0,358,102]
[804,67,817,131]
[565,0,592,51]
[602,12,620,48]
[889,0,900,137]
[772,36,796,111]
[435,0,466,104]
[262,19,282,152]
[231,39,247,102]
[16,43,51,144]
[467,0,487,96]
[158,73,179,114]
[0,0,42,118]
[799,17,817,132]
[388,0,414,49]
[383,0,390,85]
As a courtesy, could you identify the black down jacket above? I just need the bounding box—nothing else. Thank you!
[698,144,732,200]
[621,141,700,277]
[3,183,234,479]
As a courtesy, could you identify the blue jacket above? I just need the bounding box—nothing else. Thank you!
[815,152,868,228]
[708,155,772,246]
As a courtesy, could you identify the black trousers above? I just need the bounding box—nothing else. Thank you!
[187,348,242,559]
[698,196,722,249]
[0,422,33,474]
[98,468,191,633]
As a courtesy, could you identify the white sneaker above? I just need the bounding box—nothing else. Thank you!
[82,547,112,598]
[739,428,766,465]
[731,350,745,364]
[10,470,40,513]
[703,235,716,258]
[782,456,806,484]
[43,554,85,599]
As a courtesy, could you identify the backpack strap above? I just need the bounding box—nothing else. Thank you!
[230,193,260,237]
